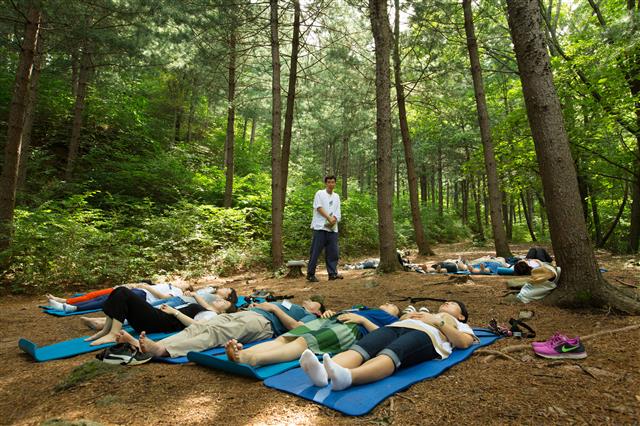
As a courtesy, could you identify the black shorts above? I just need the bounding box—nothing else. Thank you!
[351,326,440,370]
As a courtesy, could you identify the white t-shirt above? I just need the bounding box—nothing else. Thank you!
[179,287,219,305]
[142,283,184,304]
[310,189,341,232]
[193,310,218,322]
[389,317,477,359]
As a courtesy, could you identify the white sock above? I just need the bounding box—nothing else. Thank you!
[323,353,352,391]
[299,349,328,387]
[63,303,77,312]
[48,299,65,310]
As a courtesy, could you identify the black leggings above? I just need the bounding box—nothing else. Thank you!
[102,287,201,334]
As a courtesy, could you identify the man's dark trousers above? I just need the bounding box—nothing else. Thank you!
[307,229,339,278]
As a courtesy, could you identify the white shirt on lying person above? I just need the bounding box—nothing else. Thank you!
[388,316,477,359]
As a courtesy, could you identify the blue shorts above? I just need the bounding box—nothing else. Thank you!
[350,326,440,370]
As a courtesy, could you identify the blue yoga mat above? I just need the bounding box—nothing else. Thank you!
[41,295,260,317]
[264,329,501,416]
[155,338,271,364]
[19,328,176,362]
[187,350,301,379]
[40,306,103,317]
[453,267,513,276]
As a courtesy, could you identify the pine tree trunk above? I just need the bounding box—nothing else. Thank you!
[590,184,603,245]
[17,33,43,191]
[65,47,91,181]
[270,0,284,268]
[280,0,301,212]
[0,6,41,254]
[437,146,443,216]
[369,0,397,272]
[392,4,432,254]
[506,0,640,313]
[520,191,537,241]
[463,0,511,257]
[223,27,237,208]
[420,172,427,205]
[249,118,256,147]
[472,176,484,239]
[242,117,248,143]
[624,1,640,253]
[186,77,197,144]
[341,135,349,199]
[462,179,469,225]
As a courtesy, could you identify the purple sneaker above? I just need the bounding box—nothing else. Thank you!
[533,335,587,359]
[531,331,569,348]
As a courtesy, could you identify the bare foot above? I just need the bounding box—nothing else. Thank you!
[139,331,168,357]
[80,316,104,330]
[84,329,106,342]
[225,339,243,362]
[116,330,140,350]
[46,294,66,303]
[90,332,118,346]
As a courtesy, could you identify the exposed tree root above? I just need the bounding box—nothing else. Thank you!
[480,323,640,363]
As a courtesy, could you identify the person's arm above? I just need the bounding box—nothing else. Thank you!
[254,302,306,330]
[184,291,217,312]
[320,309,337,319]
[140,284,172,300]
[407,312,474,349]
[334,195,341,222]
[316,206,333,222]
[337,313,378,332]
[159,304,196,326]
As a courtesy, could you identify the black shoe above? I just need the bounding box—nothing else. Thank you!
[328,274,344,281]
[96,343,153,366]
[306,275,319,283]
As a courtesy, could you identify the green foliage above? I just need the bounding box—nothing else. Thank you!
[54,360,127,392]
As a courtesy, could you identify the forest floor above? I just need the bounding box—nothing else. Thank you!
[1,243,639,425]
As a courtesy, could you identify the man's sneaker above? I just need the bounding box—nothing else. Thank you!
[532,335,587,359]
[328,274,344,280]
[531,331,569,348]
[418,307,430,313]
[96,343,153,366]
[306,275,319,283]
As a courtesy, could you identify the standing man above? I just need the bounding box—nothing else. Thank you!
[307,175,342,282]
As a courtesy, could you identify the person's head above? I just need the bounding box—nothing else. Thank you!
[379,303,400,317]
[217,287,238,305]
[324,175,336,192]
[438,300,469,323]
[211,299,237,314]
[514,260,533,276]
[302,299,325,316]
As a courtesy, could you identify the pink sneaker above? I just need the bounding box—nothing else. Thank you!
[533,335,587,359]
[531,331,568,348]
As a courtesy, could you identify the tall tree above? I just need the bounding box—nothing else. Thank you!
[279,0,301,211]
[369,0,397,272]
[0,5,42,254]
[223,23,237,208]
[65,44,92,180]
[269,0,284,268]
[393,0,433,256]
[462,0,511,258]
[506,0,640,313]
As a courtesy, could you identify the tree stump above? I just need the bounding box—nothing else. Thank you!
[286,260,305,278]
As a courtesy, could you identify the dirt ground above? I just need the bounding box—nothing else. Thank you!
[1,243,639,425]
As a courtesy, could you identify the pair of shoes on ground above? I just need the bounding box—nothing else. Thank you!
[307,274,343,282]
[402,305,430,314]
[532,331,587,359]
[96,343,153,366]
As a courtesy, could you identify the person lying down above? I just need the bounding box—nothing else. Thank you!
[299,300,478,391]
[224,303,400,367]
